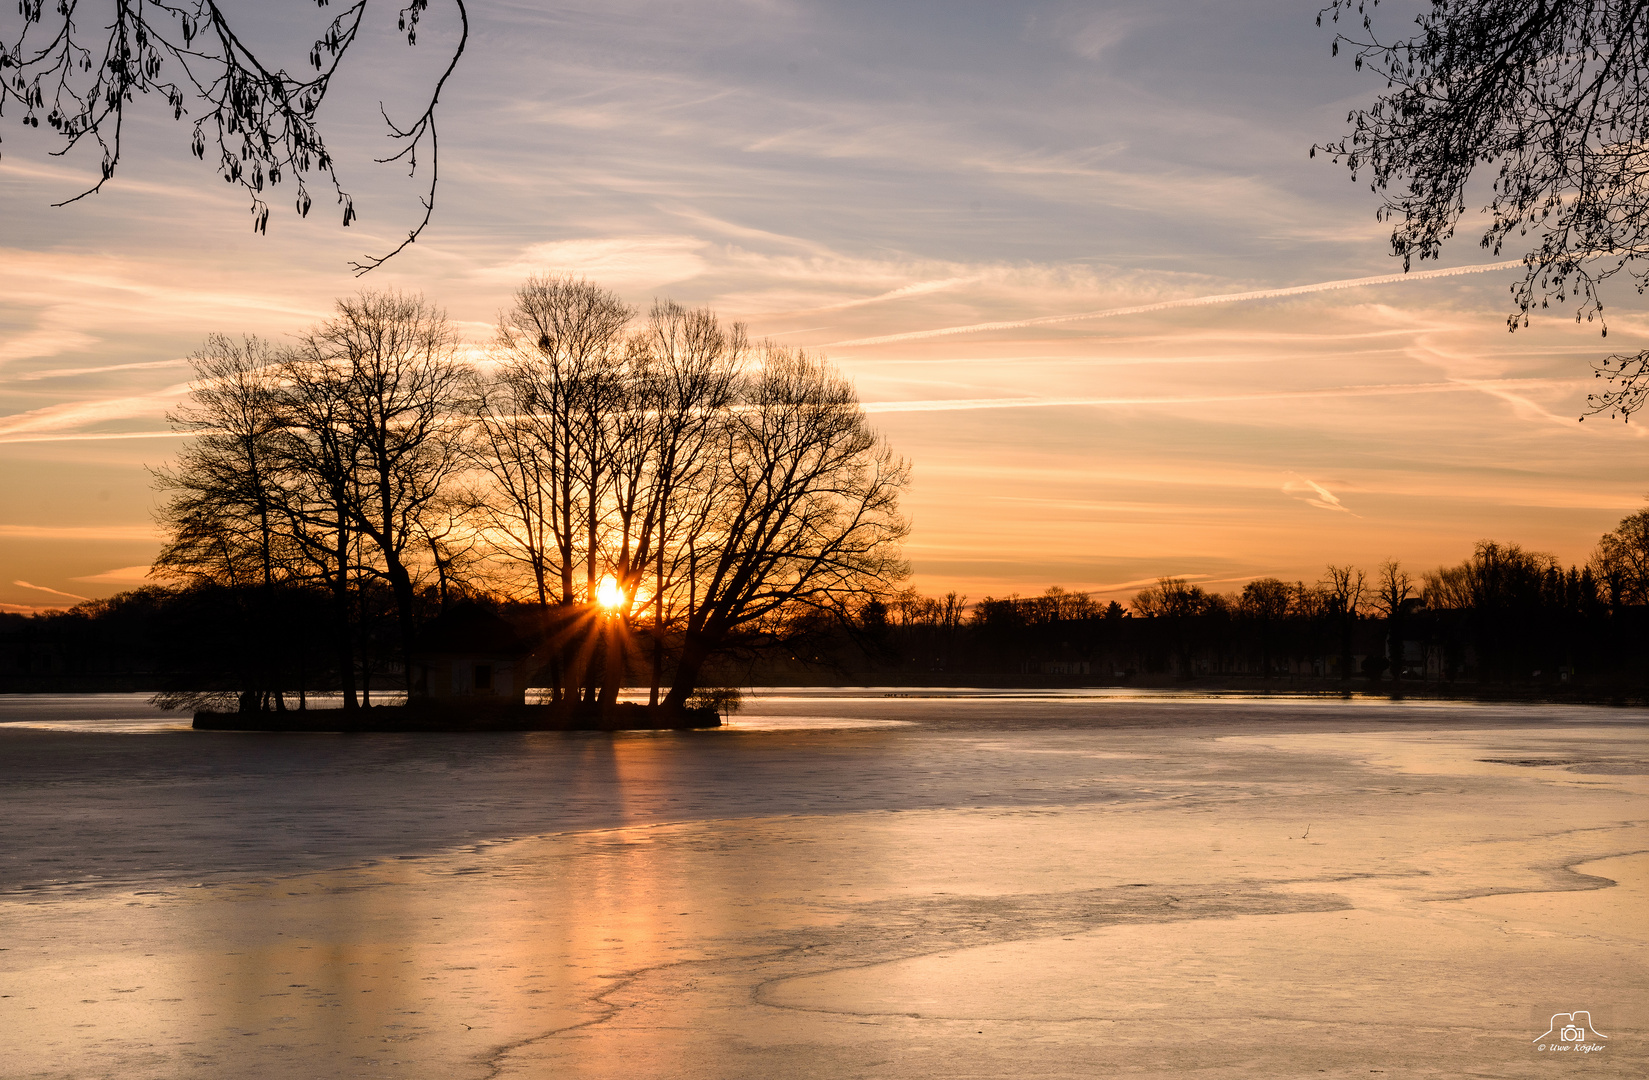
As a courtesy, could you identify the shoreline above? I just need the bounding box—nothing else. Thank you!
[4,676,1645,707]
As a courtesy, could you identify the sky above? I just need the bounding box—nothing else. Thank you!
[3,0,1646,613]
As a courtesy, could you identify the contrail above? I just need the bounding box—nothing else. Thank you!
[827,260,1525,348]
[0,430,187,445]
[15,358,189,381]
[0,524,164,541]
[784,276,980,316]
[858,377,1566,414]
[13,580,92,603]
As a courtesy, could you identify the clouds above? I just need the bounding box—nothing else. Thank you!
[13,359,190,382]
[0,385,193,441]
[1283,476,1353,515]
[0,0,1643,603]
[0,325,99,366]
[476,236,712,291]
[1026,7,1155,61]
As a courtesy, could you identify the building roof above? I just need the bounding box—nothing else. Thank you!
[414,605,531,657]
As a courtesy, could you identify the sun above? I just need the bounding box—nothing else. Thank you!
[595,575,625,610]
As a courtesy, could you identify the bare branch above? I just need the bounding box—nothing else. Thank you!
[0,1,467,270]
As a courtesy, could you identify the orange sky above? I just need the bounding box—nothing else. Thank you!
[2,1,1644,612]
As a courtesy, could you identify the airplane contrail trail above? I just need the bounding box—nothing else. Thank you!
[0,430,188,445]
[826,260,1525,347]
[857,377,1568,414]
[12,580,92,603]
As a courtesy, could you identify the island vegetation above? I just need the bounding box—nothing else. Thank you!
[4,278,909,726]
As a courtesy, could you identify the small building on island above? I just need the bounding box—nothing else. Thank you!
[410,606,532,706]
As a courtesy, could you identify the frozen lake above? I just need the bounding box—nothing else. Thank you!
[1,691,1644,1077]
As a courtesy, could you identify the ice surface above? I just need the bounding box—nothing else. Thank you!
[1,692,1644,1077]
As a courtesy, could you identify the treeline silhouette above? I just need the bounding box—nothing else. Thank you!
[844,530,1649,689]
[9,515,1649,695]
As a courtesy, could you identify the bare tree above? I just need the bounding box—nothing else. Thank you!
[474,287,900,712]
[480,276,634,701]
[464,371,560,605]
[1374,558,1413,684]
[1321,564,1366,681]
[1374,559,1412,620]
[151,334,294,710]
[609,301,743,706]
[662,345,909,709]
[152,335,287,589]
[0,1,468,272]
[1239,577,1292,678]
[493,276,633,607]
[1592,504,1649,603]
[274,339,369,709]
[1423,541,1558,609]
[1316,1,1649,418]
[1131,577,1211,618]
[291,290,469,691]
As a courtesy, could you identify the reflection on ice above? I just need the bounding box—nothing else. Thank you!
[723,715,913,731]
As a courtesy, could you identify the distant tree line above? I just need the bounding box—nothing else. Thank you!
[827,513,1649,689]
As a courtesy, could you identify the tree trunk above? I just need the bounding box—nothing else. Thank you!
[1389,617,1404,688]
[384,559,419,697]
[650,521,664,706]
[1340,619,1354,684]
[664,626,717,710]
[334,590,357,711]
[333,518,358,711]
[598,616,625,708]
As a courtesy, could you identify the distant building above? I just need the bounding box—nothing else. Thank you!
[411,607,531,705]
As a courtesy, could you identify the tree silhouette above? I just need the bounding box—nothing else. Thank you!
[1593,503,1649,603]
[1322,564,1366,681]
[0,1,467,273]
[287,290,468,691]
[151,334,297,710]
[662,346,910,709]
[1316,0,1649,418]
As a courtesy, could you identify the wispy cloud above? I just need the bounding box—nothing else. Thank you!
[12,580,91,602]
[1283,476,1355,515]
[1089,573,1214,593]
[474,236,711,290]
[0,326,99,365]
[0,384,190,438]
[1025,8,1154,61]
[0,601,66,614]
[773,276,980,316]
